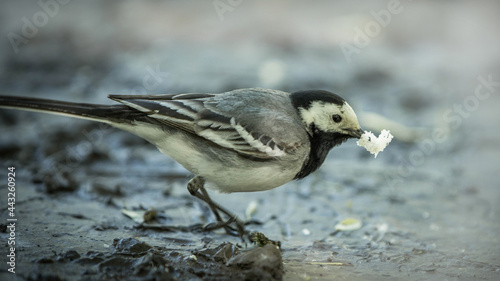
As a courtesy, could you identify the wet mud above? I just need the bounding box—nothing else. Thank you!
[1,1,499,280]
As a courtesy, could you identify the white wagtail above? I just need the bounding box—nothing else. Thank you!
[0,88,363,237]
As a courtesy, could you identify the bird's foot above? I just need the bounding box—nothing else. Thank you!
[203,216,247,238]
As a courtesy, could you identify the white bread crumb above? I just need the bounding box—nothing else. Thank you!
[356,129,393,158]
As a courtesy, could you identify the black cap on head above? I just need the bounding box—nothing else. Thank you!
[290,90,345,109]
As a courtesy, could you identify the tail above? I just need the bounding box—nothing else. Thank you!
[0,95,141,124]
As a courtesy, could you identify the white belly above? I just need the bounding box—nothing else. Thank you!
[157,135,299,193]
[115,123,301,193]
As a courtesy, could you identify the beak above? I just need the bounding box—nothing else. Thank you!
[346,128,364,139]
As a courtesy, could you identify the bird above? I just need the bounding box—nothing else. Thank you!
[0,88,363,237]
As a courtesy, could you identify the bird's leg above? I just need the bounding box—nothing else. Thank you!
[187,176,246,238]
[187,176,223,222]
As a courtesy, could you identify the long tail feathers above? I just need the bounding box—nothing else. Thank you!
[0,96,140,124]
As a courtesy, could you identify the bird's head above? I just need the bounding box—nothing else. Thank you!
[291,90,363,140]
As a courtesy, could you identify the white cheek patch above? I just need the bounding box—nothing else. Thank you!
[298,107,315,128]
[357,129,393,158]
[299,101,362,135]
[299,102,344,132]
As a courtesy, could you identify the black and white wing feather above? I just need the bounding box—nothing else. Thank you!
[109,88,308,159]
[110,93,209,134]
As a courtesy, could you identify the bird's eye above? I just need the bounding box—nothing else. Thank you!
[332,114,342,123]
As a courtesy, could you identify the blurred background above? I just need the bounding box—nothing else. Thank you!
[1,1,499,280]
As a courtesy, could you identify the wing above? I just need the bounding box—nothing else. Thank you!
[109,93,212,134]
[109,89,308,159]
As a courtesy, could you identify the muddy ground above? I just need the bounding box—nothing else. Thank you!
[0,1,499,280]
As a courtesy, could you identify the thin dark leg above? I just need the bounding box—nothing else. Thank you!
[187,176,247,238]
